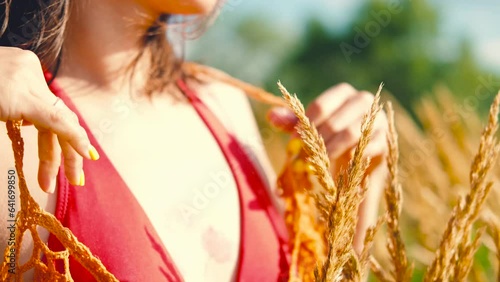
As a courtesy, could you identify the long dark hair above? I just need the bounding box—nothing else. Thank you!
[0,0,182,95]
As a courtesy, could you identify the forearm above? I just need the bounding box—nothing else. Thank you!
[354,161,387,254]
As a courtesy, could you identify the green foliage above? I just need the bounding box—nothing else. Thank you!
[474,244,495,279]
[258,0,500,115]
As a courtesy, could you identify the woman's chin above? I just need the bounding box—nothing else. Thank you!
[148,0,219,16]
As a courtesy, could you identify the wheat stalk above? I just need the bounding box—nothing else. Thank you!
[301,83,382,281]
[484,216,500,282]
[278,81,337,218]
[279,82,384,281]
[451,226,486,281]
[424,91,500,281]
[360,214,386,278]
[383,102,413,281]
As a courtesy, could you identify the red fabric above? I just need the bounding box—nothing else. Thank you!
[45,74,290,281]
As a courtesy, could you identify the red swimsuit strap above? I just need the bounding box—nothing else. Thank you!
[176,80,290,281]
[176,79,289,242]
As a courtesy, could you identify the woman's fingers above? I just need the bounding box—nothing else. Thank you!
[266,106,298,133]
[316,88,388,159]
[317,91,374,136]
[58,137,85,187]
[363,129,388,158]
[325,116,364,159]
[31,94,97,189]
[27,95,95,160]
[37,129,61,193]
[329,131,386,177]
[330,91,375,130]
[11,49,95,160]
[306,83,357,125]
[324,111,387,161]
[0,48,98,193]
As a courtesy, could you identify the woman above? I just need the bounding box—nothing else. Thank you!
[0,0,388,281]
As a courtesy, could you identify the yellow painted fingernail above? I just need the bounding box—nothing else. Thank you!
[89,145,100,161]
[79,170,85,186]
[306,163,316,174]
[292,159,306,173]
[287,138,303,156]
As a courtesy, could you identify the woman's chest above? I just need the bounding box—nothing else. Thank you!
[80,100,241,281]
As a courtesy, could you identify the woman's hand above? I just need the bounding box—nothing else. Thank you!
[305,83,388,172]
[268,82,388,253]
[0,47,98,192]
[306,83,388,253]
[269,82,388,171]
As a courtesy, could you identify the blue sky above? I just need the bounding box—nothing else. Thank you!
[433,0,500,72]
[188,0,500,74]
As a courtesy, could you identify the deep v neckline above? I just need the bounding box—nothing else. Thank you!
[47,76,248,281]
[46,74,187,280]
[45,73,290,281]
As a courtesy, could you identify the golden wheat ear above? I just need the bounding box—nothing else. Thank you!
[382,101,413,282]
[424,91,500,282]
[279,82,385,281]
[278,81,337,207]
[277,82,335,282]
[485,217,500,281]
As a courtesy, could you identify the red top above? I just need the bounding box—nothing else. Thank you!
[44,75,290,282]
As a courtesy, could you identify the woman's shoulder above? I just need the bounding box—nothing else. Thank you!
[187,78,248,105]
[181,63,260,120]
[185,77,279,197]
[186,78,255,136]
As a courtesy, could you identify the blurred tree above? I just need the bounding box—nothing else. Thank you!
[259,0,500,115]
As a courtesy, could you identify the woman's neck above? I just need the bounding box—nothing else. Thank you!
[58,1,158,95]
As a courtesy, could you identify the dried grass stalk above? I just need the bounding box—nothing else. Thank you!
[369,256,392,282]
[360,215,386,274]
[278,81,337,219]
[384,102,413,281]
[317,83,383,281]
[486,218,500,282]
[278,82,339,281]
[424,91,500,281]
[450,227,486,281]
[280,82,382,282]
